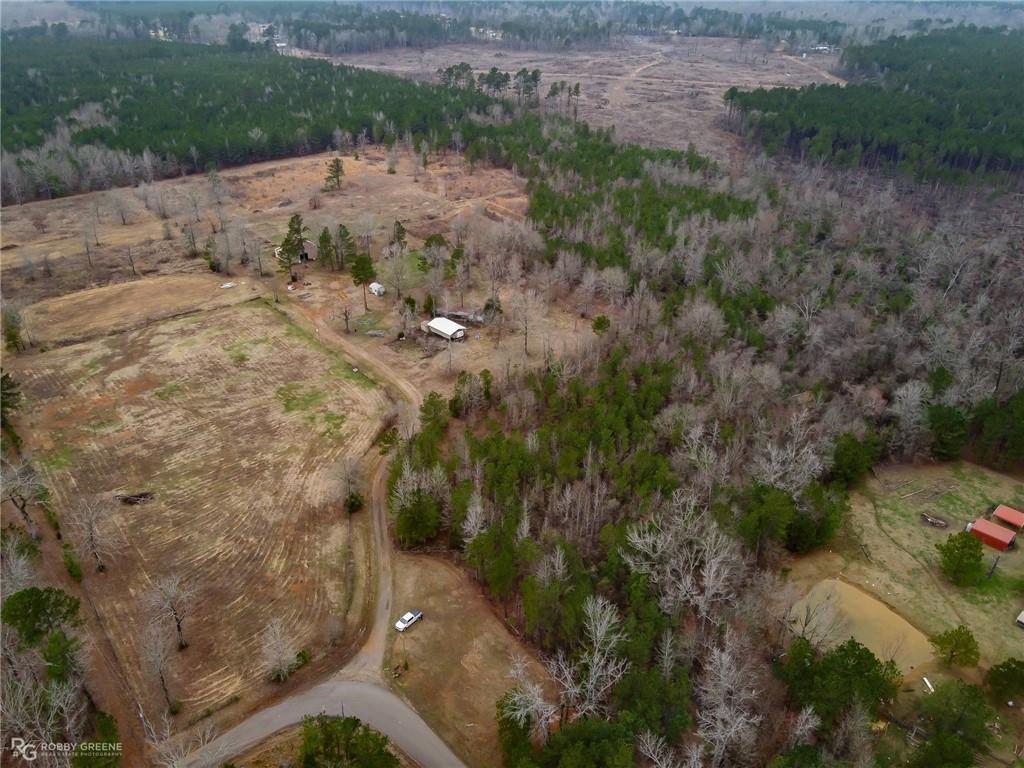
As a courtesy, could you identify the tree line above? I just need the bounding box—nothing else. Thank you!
[725,27,1024,182]
[0,36,493,203]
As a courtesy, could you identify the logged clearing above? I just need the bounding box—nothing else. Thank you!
[0,145,526,305]
[384,555,552,768]
[8,300,387,720]
[791,462,1024,665]
[322,36,841,164]
[286,270,598,402]
[21,274,264,346]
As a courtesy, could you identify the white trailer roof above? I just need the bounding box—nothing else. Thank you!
[427,317,466,337]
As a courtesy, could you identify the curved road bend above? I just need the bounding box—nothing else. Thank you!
[187,301,459,767]
[192,680,464,768]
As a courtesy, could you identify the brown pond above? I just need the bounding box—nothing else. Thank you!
[794,578,934,673]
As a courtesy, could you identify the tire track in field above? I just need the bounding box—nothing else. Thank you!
[11,304,388,716]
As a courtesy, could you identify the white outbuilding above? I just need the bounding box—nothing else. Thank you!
[425,317,467,341]
[368,282,386,297]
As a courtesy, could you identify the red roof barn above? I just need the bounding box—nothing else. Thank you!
[967,518,1016,551]
[993,504,1024,530]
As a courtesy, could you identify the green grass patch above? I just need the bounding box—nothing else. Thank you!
[961,571,1024,605]
[155,382,184,400]
[320,411,347,440]
[85,414,120,432]
[276,383,325,413]
[352,311,386,333]
[62,544,83,582]
[40,445,75,471]
[75,356,106,384]
[223,336,269,365]
[262,299,377,389]
[327,360,376,388]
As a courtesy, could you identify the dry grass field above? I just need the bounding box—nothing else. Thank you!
[21,273,264,347]
[384,555,552,768]
[2,144,586,756]
[7,296,387,722]
[0,145,527,306]
[323,36,841,164]
[791,462,1024,665]
[789,462,1024,762]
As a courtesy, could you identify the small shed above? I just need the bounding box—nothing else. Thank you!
[993,504,1024,531]
[425,317,467,341]
[368,282,386,297]
[299,239,317,263]
[1017,610,1024,629]
[966,518,1016,551]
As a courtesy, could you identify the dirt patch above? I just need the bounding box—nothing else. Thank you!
[319,36,841,165]
[283,264,599,403]
[21,274,265,346]
[384,554,552,768]
[6,301,387,725]
[0,146,526,306]
[790,462,1024,664]
[793,578,934,673]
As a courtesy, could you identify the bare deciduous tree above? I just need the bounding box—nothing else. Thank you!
[625,489,746,623]
[139,704,226,768]
[65,498,121,572]
[787,705,822,749]
[145,574,196,650]
[260,618,297,682]
[1,674,88,759]
[461,490,487,549]
[141,624,174,709]
[696,628,765,768]
[546,595,630,722]
[112,193,131,225]
[1,460,46,540]
[503,653,557,743]
[512,289,546,356]
[1,538,36,596]
[381,242,409,300]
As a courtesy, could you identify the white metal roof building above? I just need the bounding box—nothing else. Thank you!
[426,317,467,341]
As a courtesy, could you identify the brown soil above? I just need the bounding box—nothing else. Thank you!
[316,36,841,165]
[2,150,587,761]
[0,145,527,306]
[21,274,265,347]
[6,301,386,727]
[384,554,552,768]
[790,462,1024,664]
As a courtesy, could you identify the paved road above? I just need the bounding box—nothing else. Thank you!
[186,301,460,767]
[193,681,465,768]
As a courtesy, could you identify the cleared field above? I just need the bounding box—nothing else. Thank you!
[288,270,598,404]
[8,300,388,721]
[21,273,264,346]
[384,555,552,768]
[792,462,1024,665]
[0,146,526,306]
[323,36,840,164]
